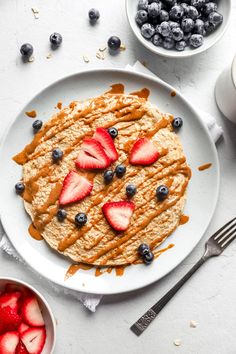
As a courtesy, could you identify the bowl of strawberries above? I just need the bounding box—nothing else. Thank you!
[0,278,56,354]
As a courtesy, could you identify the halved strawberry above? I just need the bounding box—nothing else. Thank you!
[18,323,30,335]
[16,341,29,354]
[0,331,19,354]
[0,292,21,312]
[59,171,93,205]
[20,328,46,354]
[102,201,135,231]
[129,138,160,166]
[93,128,118,163]
[76,138,111,169]
[0,306,22,334]
[22,297,44,327]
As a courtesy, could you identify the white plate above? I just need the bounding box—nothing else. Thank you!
[0,69,219,295]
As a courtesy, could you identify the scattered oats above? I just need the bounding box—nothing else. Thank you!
[28,56,35,62]
[96,52,105,60]
[99,46,107,52]
[31,7,39,19]
[83,55,90,63]
[46,53,52,59]
[120,44,126,51]
[174,339,181,347]
[190,320,198,328]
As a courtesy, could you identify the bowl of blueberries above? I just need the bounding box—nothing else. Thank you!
[126,0,231,57]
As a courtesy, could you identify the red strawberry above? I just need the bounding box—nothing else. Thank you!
[18,323,30,335]
[129,138,160,166]
[5,284,32,299]
[59,171,93,205]
[0,292,21,312]
[20,328,46,354]
[22,297,44,327]
[16,341,29,354]
[0,306,22,334]
[76,138,111,169]
[93,128,118,163]
[102,201,135,231]
[0,331,19,354]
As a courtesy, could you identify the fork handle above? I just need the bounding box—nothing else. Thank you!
[130,256,206,336]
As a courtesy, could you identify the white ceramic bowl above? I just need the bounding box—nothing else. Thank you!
[126,0,232,58]
[0,277,56,354]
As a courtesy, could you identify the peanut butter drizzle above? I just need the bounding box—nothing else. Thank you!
[171,91,176,97]
[95,267,113,277]
[106,84,125,94]
[64,264,93,280]
[130,88,150,100]
[28,223,43,240]
[57,101,62,110]
[198,163,212,171]
[25,110,37,118]
[179,215,189,225]
[115,266,125,276]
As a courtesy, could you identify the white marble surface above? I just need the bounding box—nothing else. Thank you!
[0,1,236,353]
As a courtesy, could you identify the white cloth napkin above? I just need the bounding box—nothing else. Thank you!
[0,61,223,312]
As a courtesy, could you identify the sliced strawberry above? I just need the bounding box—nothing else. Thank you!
[102,201,135,231]
[20,328,46,354]
[0,306,22,334]
[0,331,19,354]
[16,341,29,354]
[59,170,93,205]
[18,323,30,335]
[93,128,118,163]
[22,297,44,327]
[76,138,111,169]
[0,292,21,312]
[129,138,160,166]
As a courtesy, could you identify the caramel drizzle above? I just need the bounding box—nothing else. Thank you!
[198,163,212,171]
[28,223,43,240]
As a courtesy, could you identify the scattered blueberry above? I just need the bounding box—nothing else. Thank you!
[202,2,217,16]
[135,10,148,26]
[138,0,149,11]
[187,6,199,20]
[148,2,161,17]
[163,37,175,49]
[143,251,154,264]
[15,182,25,194]
[189,34,204,48]
[108,127,118,139]
[20,43,33,58]
[138,243,150,256]
[169,5,184,21]
[175,40,187,51]
[88,8,100,22]
[157,21,171,37]
[115,164,126,178]
[151,33,163,47]
[126,184,137,198]
[32,120,43,132]
[52,148,63,161]
[156,185,169,201]
[104,170,114,184]
[172,27,184,41]
[75,213,87,227]
[181,18,195,33]
[49,33,62,47]
[57,209,67,222]
[141,23,155,39]
[194,19,206,35]
[172,117,183,129]
[208,11,223,26]
[107,36,121,50]
[159,10,169,22]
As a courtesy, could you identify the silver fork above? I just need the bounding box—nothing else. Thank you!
[130,217,236,336]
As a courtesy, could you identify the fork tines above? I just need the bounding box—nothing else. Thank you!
[212,217,236,248]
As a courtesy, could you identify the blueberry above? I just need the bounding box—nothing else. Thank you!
[190,0,205,8]
[163,37,175,49]
[175,40,187,51]
[151,33,163,46]
[204,20,216,34]
[208,11,223,26]
[108,127,118,139]
[57,209,67,222]
[32,120,43,132]
[159,10,169,22]
[148,2,161,17]
[143,251,154,264]
[189,34,204,47]
[168,21,180,30]
[49,33,62,47]
[156,185,169,200]
[194,19,206,35]
[52,148,63,161]
[187,6,199,20]
[15,182,25,194]
[20,43,33,58]
[180,3,189,13]
[88,8,100,21]
[141,23,155,39]
[138,243,150,256]
[126,184,137,198]
[108,36,121,50]
[172,117,183,128]
[104,170,114,184]
[75,213,87,227]
[181,18,194,32]
[135,10,148,26]
[115,164,126,178]
[157,21,171,37]
[202,2,217,15]
[169,5,184,21]
[138,0,149,10]
[172,27,184,41]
